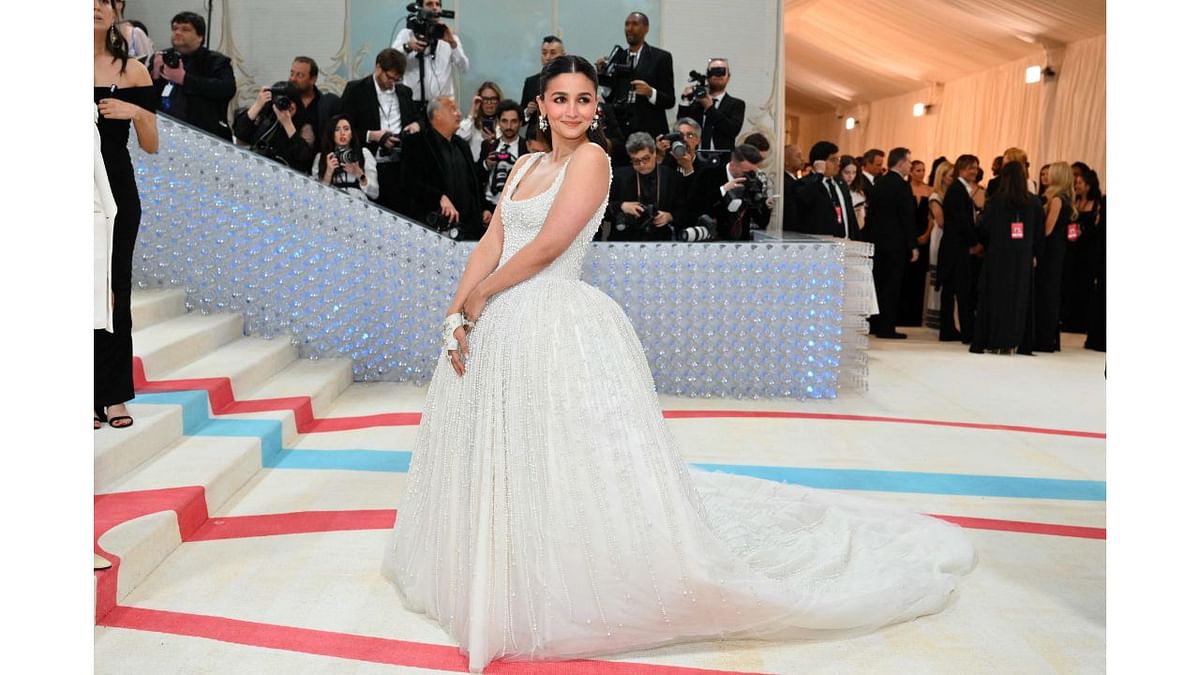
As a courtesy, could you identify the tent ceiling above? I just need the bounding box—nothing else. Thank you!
[784,0,1106,113]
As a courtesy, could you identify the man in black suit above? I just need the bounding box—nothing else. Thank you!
[596,12,676,140]
[937,154,984,342]
[676,58,745,164]
[519,36,566,149]
[866,147,919,339]
[609,132,686,241]
[688,144,770,242]
[790,141,861,239]
[403,96,485,241]
[339,48,422,214]
[150,12,236,140]
[477,100,528,227]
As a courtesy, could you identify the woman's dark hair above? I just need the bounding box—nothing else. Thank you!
[994,161,1031,210]
[838,154,866,194]
[316,114,362,177]
[101,0,131,74]
[535,55,610,152]
[1079,168,1102,204]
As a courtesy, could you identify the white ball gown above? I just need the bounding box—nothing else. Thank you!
[383,150,975,673]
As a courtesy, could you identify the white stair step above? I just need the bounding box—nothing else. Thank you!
[133,313,244,380]
[97,511,182,606]
[164,336,298,401]
[94,403,184,490]
[222,358,354,447]
[102,435,263,518]
[130,288,187,331]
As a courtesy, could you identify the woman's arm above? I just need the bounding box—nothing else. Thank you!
[466,144,609,315]
[442,153,536,317]
[1044,196,1062,236]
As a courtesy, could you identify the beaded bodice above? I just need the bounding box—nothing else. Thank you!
[497,151,610,281]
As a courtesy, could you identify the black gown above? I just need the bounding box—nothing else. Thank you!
[1084,196,1106,352]
[95,85,158,411]
[1033,193,1071,352]
[898,194,930,326]
[1059,204,1096,333]
[970,195,1044,352]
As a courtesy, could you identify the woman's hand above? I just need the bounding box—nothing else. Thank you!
[97,98,145,121]
[463,287,490,327]
[448,325,469,377]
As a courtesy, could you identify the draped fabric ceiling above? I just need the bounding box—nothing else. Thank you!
[784,0,1106,185]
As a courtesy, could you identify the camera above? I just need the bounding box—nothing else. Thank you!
[377,130,405,157]
[737,170,769,211]
[426,211,463,241]
[677,214,717,243]
[161,48,181,68]
[406,2,455,44]
[269,82,300,111]
[682,70,708,104]
[661,132,688,159]
[334,145,360,167]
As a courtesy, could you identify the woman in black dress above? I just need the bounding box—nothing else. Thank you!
[1032,162,1076,353]
[1060,164,1098,333]
[899,160,933,326]
[970,163,1044,354]
[95,0,158,428]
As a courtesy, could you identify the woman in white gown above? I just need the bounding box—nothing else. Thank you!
[383,56,975,673]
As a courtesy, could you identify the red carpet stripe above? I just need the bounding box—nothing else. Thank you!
[132,357,1106,439]
[98,605,765,674]
[185,508,1105,541]
[930,514,1106,540]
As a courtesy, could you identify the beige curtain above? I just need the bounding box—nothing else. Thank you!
[790,34,1105,187]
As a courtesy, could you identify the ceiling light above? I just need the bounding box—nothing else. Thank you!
[845,116,856,130]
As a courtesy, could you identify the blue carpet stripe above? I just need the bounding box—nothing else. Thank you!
[131,389,1105,501]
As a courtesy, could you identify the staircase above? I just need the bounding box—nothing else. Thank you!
[94,289,354,618]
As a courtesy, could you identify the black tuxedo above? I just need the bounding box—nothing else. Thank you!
[339,75,421,213]
[790,174,861,239]
[677,93,745,152]
[337,76,421,156]
[608,164,686,241]
[688,164,769,241]
[519,73,540,141]
[152,47,236,140]
[865,171,917,335]
[936,179,981,339]
[402,128,485,240]
[608,43,676,138]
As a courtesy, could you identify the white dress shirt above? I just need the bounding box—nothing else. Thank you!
[394,27,469,101]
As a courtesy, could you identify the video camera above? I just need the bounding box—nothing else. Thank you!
[405,2,456,44]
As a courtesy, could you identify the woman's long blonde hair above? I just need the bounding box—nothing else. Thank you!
[931,161,954,200]
[1043,161,1078,220]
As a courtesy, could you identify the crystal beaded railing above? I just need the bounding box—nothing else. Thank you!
[131,117,871,398]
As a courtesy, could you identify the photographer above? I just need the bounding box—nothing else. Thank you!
[393,0,468,105]
[595,12,676,141]
[608,132,685,242]
[520,36,566,148]
[312,115,378,202]
[150,11,235,140]
[403,96,485,241]
[477,100,528,227]
[340,48,422,214]
[676,59,745,158]
[685,143,771,242]
[232,81,316,172]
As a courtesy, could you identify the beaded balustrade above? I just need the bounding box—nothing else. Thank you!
[131,117,872,399]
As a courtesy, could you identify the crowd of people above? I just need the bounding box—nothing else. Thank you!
[116,2,772,244]
[783,141,1106,354]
